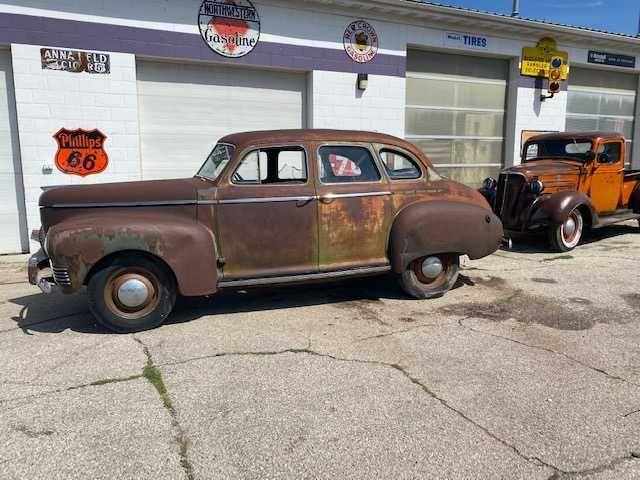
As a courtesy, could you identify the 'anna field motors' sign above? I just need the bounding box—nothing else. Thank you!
[41,48,110,74]
[199,0,261,58]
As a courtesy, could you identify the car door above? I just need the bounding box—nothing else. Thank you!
[314,143,393,272]
[589,141,624,213]
[215,144,318,280]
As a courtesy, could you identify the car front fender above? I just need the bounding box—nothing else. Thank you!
[45,210,218,296]
[388,200,503,273]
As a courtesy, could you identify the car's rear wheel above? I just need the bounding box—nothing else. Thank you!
[398,254,459,299]
[88,254,176,333]
[548,208,584,252]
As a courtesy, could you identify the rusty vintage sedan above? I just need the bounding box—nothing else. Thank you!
[29,130,503,332]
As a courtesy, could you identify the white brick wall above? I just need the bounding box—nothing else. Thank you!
[309,71,405,138]
[512,88,568,165]
[10,44,140,251]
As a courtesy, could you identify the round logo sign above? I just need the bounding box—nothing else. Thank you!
[343,20,379,64]
[198,0,260,58]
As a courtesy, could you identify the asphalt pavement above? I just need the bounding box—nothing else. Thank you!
[1,222,640,479]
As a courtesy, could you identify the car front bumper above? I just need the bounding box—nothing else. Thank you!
[28,248,55,294]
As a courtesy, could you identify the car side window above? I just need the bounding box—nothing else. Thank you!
[597,142,621,165]
[379,149,422,180]
[318,146,380,183]
[232,147,307,185]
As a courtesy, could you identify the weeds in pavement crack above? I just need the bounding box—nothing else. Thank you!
[134,337,194,480]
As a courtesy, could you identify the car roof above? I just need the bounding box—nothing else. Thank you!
[526,131,624,143]
[220,129,415,149]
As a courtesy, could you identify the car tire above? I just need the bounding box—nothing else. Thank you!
[88,254,176,333]
[398,254,459,299]
[548,208,584,252]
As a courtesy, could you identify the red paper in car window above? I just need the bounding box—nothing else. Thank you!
[329,154,361,177]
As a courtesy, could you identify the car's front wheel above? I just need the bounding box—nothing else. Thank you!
[88,254,176,333]
[398,254,459,299]
[548,208,584,252]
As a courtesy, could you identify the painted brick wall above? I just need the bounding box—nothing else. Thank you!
[10,43,140,251]
[512,87,568,165]
[310,71,405,138]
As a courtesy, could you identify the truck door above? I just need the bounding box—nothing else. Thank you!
[589,141,624,213]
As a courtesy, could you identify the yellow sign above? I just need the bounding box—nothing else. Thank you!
[521,37,569,80]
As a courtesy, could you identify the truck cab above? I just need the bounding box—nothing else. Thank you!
[481,131,640,251]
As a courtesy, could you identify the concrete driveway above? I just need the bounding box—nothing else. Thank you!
[1,223,640,479]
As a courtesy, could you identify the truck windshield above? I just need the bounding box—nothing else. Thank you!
[197,143,235,181]
[524,139,593,162]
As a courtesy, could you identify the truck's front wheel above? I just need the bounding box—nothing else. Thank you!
[398,254,459,299]
[548,208,584,252]
[88,254,176,333]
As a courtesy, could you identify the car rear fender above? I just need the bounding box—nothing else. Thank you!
[45,211,218,296]
[388,200,503,273]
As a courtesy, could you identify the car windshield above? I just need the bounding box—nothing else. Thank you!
[197,143,235,181]
[524,139,593,162]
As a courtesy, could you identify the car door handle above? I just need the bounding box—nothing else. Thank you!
[318,195,336,204]
[296,197,315,207]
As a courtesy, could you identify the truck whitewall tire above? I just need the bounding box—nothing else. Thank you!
[548,208,583,252]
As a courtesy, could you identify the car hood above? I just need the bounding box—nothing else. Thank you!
[505,159,584,191]
[39,178,203,208]
[506,159,583,178]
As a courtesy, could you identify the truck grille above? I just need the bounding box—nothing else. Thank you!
[52,267,72,287]
[495,173,527,228]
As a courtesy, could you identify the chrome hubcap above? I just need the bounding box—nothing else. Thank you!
[117,278,150,309]
[563,217,576,238]
[421,257,443,279]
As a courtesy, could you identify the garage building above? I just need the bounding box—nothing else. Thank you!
[0,0,638,254]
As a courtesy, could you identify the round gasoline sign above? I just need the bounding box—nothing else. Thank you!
[343,20,379,64]
[198,0,261,58]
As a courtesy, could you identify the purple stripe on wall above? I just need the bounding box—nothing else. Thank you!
[518,75,569,91]
[0,12,406,77]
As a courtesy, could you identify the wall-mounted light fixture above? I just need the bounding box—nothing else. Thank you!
[357,73,369,91]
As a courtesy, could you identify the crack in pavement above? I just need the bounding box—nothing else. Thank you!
[547,454,640,478]
[354,323,439,342]
[158,347,560,475]
[458,317,640,388]
[133,337,194,480]
[0,373,144,406]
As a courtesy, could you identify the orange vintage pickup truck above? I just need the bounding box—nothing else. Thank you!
[481,132,640,251]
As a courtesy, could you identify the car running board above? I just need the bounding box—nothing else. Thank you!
[594,211,640,228]
[218,265,391,288]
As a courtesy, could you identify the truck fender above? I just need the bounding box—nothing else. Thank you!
[388,200,503,274]
[531,191,596,226]
[45,211,218,296]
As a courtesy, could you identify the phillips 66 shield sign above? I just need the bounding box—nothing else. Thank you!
[54,128,109,177]
[198,0,261,58]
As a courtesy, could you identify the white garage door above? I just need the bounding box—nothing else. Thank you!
[406,50,509,187]
[0,49,27,254]
[567,67,637,167]
[137,61,306,180]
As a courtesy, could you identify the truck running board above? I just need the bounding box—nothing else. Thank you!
[594,212,640,228]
